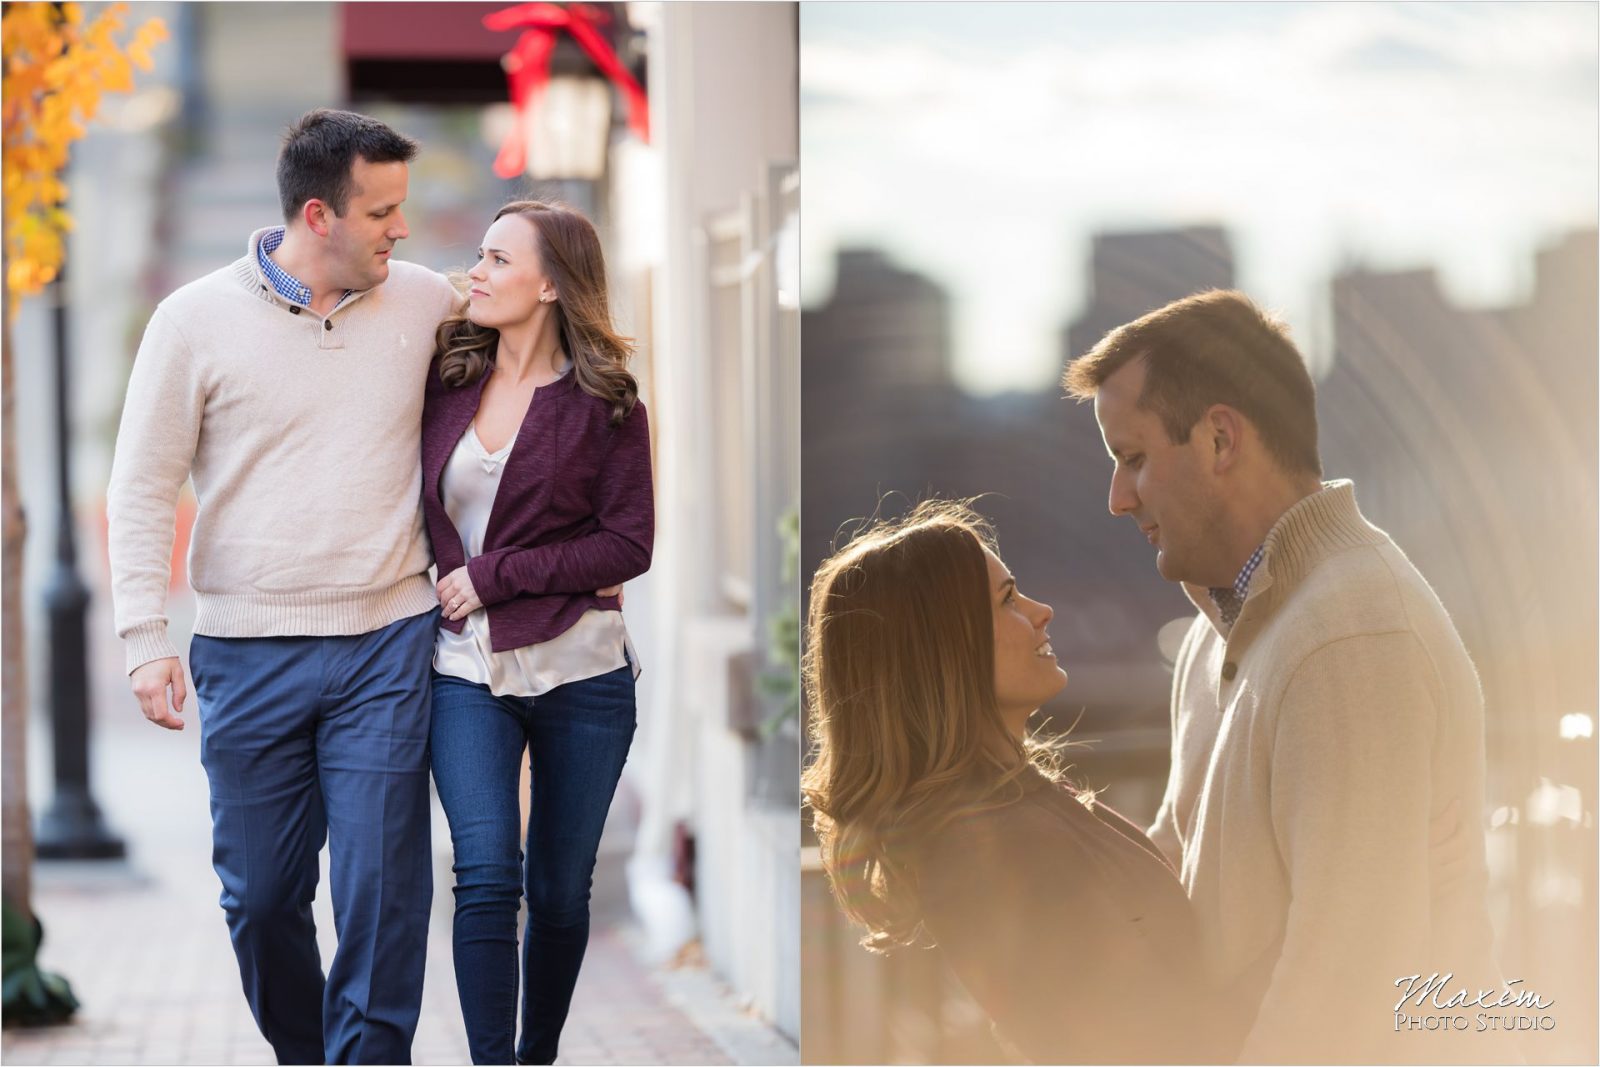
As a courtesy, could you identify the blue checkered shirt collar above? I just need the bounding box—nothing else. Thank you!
[257,227,353,309]
[1208,543,1265,628]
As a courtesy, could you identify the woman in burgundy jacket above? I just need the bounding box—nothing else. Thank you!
[420,200,653,1065]
[801,501,1245,1065]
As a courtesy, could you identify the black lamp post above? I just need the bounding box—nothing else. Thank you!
[35,267,124,860]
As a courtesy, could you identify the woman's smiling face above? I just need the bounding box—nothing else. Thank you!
[986,547,1068,732]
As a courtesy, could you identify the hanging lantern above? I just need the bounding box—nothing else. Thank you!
[523,74,612,180]
[483,2,648,181]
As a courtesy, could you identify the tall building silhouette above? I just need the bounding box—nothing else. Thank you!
[1064,226,1236,359]
[803,248,955,394]
[801,249,967,586]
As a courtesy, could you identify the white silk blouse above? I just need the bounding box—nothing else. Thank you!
[432,422,640,697]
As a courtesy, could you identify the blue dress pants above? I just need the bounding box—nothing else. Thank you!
[429,666,637,1065]
[189,609,437,1065]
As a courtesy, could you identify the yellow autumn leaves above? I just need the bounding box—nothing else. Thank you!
[2,2,167,315]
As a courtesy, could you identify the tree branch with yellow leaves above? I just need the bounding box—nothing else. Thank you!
[1,0,165,1027]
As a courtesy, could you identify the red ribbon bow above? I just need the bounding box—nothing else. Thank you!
[483,2,650,179]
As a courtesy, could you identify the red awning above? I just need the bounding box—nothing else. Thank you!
[341,2,517,61]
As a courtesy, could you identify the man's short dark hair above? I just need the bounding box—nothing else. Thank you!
[1062,289,1323,478]
[277,108,418,222]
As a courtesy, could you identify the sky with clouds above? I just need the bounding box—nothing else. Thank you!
[801,2,1597,394]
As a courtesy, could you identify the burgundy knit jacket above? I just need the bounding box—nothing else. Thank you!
[420,359,654,651]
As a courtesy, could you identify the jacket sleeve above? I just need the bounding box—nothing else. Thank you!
[465,402,653,604]
[1237,632,1437,1063]
[106,307,205,673]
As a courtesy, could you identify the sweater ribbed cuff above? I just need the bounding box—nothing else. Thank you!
[123,622,180,675]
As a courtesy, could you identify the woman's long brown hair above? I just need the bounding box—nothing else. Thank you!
[435,200,638,425]
[800,500,1065,952]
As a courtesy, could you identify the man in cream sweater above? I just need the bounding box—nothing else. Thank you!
[107,109,459,1064]
[1063,291,1516,1064]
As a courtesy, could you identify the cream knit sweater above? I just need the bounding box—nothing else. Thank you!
[107,228,460,673]
[1148,481,1514,1065]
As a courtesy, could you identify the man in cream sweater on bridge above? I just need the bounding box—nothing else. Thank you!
[1063,291,1519,1064]
[107,109,459,1064]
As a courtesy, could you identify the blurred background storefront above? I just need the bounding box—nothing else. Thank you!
[12,0,797,1057]
[799,3,1596,1064]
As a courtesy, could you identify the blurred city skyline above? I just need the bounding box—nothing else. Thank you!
[800,1,1598,395]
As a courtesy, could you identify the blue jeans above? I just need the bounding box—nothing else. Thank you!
[190,609,437,1065]
[430,666,637,1065]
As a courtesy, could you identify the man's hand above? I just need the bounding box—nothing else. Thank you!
[131,656,187,730]
[599,583,624,607]
[438,566,484,622]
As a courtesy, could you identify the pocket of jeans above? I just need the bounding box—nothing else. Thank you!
[586,667,637,727]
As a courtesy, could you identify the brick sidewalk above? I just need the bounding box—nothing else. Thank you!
[2,858,738,1067]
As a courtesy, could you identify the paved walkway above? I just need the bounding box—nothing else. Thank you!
[4,596,792,1066]
[4,863,736,1066]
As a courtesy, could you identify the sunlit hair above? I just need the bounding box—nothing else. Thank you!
[1062,289,1322,477]
[801,499,1067,953]
[435,200,638,426]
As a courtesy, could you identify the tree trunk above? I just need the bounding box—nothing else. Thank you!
[2,262,35,919]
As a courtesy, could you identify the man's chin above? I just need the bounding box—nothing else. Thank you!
[351,260,390,289]
[335,270,387,293]
[1154,549,1177,581]
[1153,550,1194,585]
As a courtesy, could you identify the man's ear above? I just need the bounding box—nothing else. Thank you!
[1205,404,1246,475]
[302,198,331,238]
